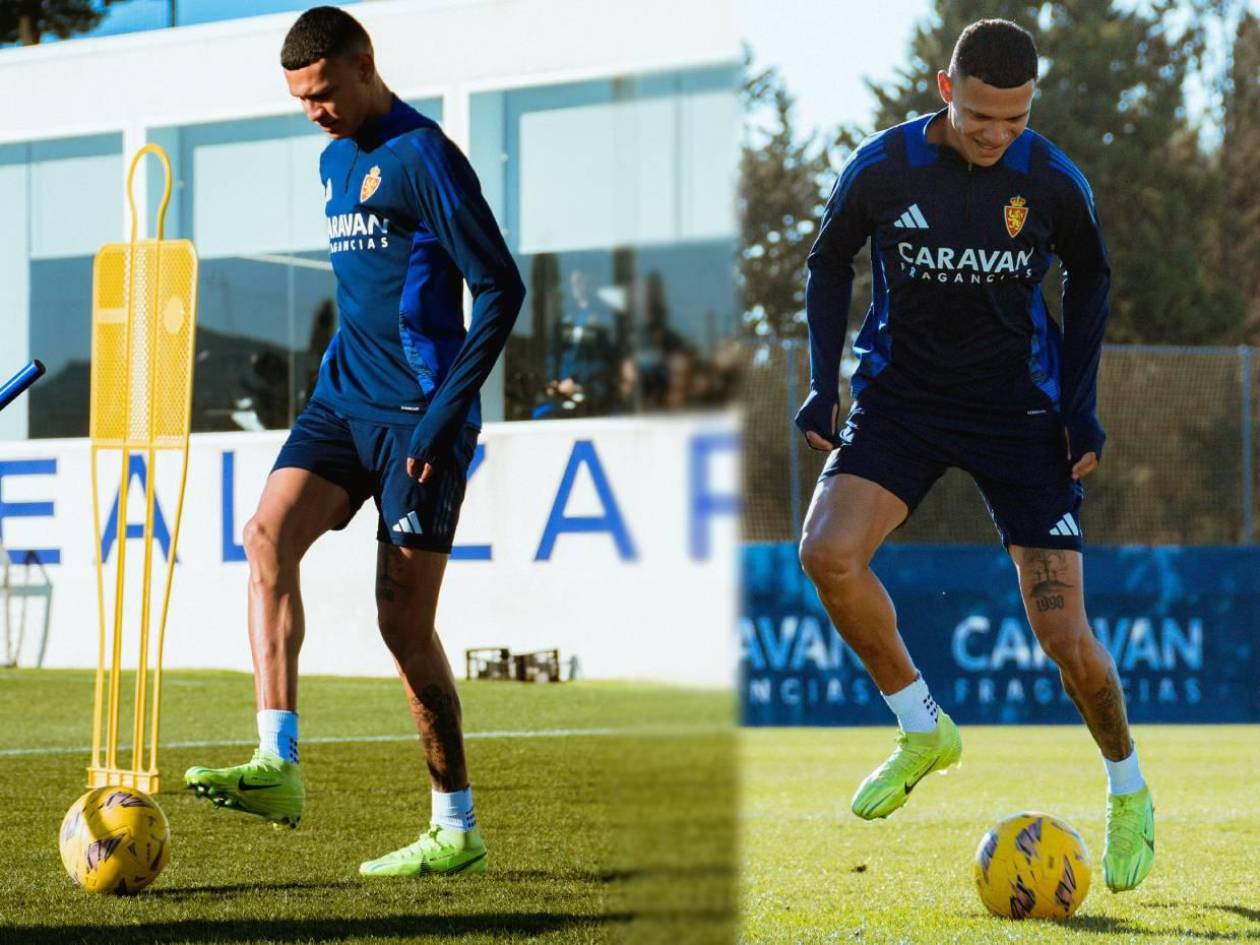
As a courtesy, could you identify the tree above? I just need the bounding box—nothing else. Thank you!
[1220,12,1260,341]
[858,0,1244,344]
[1,1,132,47]
[738,57,833,339]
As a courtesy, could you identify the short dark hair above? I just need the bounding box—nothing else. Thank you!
[949,19,1038,88]
[280,6,371,71]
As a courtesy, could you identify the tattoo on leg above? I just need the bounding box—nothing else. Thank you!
[1088,664,1131,760]
[375,545,402,603]
[1021,547,1075,600]
[409,684,466,791]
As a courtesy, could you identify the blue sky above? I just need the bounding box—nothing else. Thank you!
[87,0,357,37]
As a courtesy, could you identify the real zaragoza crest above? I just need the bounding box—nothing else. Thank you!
[1004,195,1029,239]
[360,165,382,202]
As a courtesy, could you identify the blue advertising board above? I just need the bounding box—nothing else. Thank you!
[741,543,1260,725]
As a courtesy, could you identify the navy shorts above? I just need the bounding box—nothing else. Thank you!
[272,399,479,554]
[821,389,1085,550]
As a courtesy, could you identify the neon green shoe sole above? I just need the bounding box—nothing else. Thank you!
[184,749,304,829]
[1104,785,1155,892]
[359,825,488,877]
[851,711,962,820]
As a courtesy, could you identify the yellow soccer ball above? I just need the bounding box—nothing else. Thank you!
[59,786,171,894]
[973,812,1091,919]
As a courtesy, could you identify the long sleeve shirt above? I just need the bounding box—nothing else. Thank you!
[315,97,525,463]
[801,108,1110,458]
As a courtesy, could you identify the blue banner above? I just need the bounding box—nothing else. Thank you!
[741,543,1260,726]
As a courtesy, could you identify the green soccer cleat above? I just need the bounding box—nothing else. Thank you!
[359,825,488,877]
[850,711,963,820]
[184,749,304,829]
[1103,784,1155,892]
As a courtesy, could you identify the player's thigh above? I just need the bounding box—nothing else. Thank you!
[375,542,448,630]
[1009,545,1089,655]
[249,467,354,560]
[800,472,910,570]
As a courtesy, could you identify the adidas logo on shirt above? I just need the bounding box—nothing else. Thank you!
[392,511,423,535]
[1049,514,1080,538]
[893,203,930,229]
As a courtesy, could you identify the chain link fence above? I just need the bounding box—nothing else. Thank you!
[741,342,1259,546]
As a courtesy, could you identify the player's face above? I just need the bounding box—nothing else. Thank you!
[937,71,1034,167]
[285,52,374,139]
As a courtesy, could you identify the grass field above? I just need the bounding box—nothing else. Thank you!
[741,724,1260,944]
[0,670,736,945]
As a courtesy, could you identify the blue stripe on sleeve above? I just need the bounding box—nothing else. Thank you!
[832,144,887,213]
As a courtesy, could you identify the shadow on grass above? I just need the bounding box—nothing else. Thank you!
[3,913,633,944]
[1065,913,1260,941]
[145,879,361,899]
[1212,904,1260,924]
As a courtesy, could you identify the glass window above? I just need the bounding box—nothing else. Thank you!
[0,134,124,440]
[469,68,739,421]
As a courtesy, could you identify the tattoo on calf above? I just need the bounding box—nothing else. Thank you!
[409,684,466,790]
[1089,665,1131,759]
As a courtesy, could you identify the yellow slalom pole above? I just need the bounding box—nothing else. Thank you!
[88,143,196,792]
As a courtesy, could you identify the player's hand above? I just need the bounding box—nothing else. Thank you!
[1070,451,1098,481]
[406,458,434,484]
[805,430,835,451]
[795,390,841,452]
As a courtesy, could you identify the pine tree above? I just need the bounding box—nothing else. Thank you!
[738,60,834,339]
[2,1,132,46]
[1220,12,1260,341]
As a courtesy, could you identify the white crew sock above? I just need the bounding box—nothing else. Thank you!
[257,709,300,764]
[1104,742,1145,796]
[431,786,477,832]
[882,674,939,733]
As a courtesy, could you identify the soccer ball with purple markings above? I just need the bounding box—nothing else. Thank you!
[973,812,1091,919]
[59,786,170,894]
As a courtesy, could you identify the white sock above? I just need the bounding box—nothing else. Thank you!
[257,709,300,764]
[882,674,939,733]
[431,786,476,832]
[1104,742,1145,795]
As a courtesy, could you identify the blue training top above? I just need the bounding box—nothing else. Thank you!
[798,108,1111,459]
[314,96,525,465]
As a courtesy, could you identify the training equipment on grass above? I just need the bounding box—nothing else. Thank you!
[86,143,198,794]
[59,785,171,895]
[973,812,1091,919]
[0,359,45,413]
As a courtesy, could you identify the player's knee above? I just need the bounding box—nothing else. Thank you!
[377,610,437,659]
[799,532,864,587]
[1034,620,1089,671]
[243,516,293,586]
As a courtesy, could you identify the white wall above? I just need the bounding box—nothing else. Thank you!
[0,0,739,152]
[0,416,739,684]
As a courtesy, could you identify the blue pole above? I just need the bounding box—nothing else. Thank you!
[0,360,45,413]
[1241,346,1254,545]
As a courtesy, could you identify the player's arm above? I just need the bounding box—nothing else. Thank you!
[1052,164,1110,475]
[796,151,876,450]
[402,132,526,479]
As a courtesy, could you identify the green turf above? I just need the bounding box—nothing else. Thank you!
[740,724,1260,944]
[0,670,736,945]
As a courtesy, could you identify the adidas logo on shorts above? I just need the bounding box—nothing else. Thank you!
[392,511,423,535]
[1048,514,1080,538]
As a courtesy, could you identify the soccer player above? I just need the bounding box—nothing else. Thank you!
[795,20,1154,892]
[184,6,524,878]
